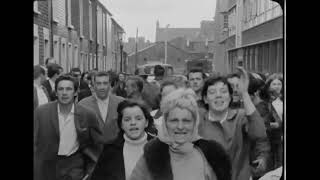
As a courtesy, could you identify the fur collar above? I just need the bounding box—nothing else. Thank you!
[143,138,232,180]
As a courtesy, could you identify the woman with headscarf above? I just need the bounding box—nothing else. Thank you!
[130,88,231,180]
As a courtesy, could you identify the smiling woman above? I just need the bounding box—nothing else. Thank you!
[199,67,270,180]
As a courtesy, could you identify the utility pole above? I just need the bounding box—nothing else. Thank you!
[165,24,170,64]
[135,28,138,71]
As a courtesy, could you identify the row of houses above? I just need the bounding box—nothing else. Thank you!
[213,0,284,75]
[34,0,126,73]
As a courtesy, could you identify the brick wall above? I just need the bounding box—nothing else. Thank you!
[34,1,50,65]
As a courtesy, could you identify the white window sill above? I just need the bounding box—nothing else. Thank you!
[68,25,74,30]
[53,18,59,24]
[34,10,41,15]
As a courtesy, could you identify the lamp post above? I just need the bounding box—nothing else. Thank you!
[164,24,170,64]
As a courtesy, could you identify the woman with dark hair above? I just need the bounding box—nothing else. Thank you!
[198,67,269,180]
[90,100,156,180]
[259,73,284,170]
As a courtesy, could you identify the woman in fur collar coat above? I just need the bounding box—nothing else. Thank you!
[130,88,231,180]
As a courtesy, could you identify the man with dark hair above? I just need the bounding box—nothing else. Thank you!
[154,65,165,87]
[70,68,91,102]
[78,71,124,145]
[34,75,102,180]
[45,57,56,67]
[187,69,207,108]
[125,76,152,112]
[227,73,243,109]
[34,65,49,110]
[42,63,61,101]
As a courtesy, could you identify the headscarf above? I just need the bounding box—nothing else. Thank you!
[158,88,201,154]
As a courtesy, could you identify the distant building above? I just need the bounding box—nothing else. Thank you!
[127,42,189,75]
[135,20,215,74]
[213,0,283,74]
[123,37,153,54]
[155,20,200,42]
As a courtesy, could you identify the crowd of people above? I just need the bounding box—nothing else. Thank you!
[34,58,284,180]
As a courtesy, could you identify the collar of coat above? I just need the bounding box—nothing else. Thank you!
[143,138,232,180]
[107,132,155,147]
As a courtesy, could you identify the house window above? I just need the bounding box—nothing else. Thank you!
[44,39,50,60]
[34,1,40,14]
[53,0,66,24]
[79,0,83,37]
[89,1,93,40]
[68,43,73,71]
[67,0,73,28]
[97,6,101,44]
[89,54,92,70]
[43,28,50,61]
[84,54,88,71]
[93,55,97,69]
[74,46,79,68]
[61,41,67,73]
[34,25,39,65]
[223,14,228,29]
[106,14,112,49]
[53,36,60,64]
[103,13,106,46]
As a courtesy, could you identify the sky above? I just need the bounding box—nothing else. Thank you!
[101,0,216,42]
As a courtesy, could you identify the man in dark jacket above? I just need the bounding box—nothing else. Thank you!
[112,72,127,98]
[42,63,61,101]
[70,67,92,102]
[34,75,102,180]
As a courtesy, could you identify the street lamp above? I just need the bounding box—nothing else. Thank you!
[165,24,170,64]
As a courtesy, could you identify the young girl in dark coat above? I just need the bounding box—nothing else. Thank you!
[90,100,156,180]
